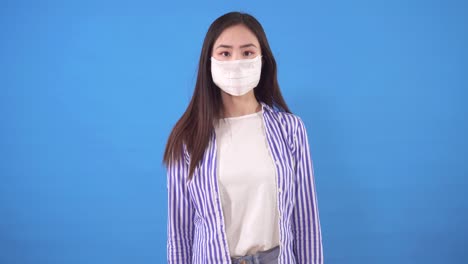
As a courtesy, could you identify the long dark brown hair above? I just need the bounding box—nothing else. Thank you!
[162,11,291,180]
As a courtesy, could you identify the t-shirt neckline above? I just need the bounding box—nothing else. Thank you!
[221,109,263,121]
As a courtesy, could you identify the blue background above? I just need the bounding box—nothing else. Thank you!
[1,0,467,263]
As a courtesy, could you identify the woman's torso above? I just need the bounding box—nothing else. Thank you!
[214,109,280,257]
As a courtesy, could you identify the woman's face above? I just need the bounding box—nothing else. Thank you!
[211,24,261,61]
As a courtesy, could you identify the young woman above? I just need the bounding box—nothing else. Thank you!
[163,12,323,264]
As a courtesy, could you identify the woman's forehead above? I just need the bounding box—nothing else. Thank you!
[214,25,259,47]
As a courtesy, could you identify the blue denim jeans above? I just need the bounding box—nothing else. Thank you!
[230,246,280,264]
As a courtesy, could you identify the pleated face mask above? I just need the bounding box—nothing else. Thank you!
[210,55,262,96]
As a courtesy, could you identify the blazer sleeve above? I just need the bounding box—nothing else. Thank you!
[166,149,195,264]
[292,117,324,263]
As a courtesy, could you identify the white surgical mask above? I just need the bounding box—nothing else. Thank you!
[210,55,262,96]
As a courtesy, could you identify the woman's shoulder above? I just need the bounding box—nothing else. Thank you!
[263,102,304,134]
[261,103,308,152]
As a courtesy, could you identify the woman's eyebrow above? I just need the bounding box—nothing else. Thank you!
[240,43,257,48]
[215,43,258,49]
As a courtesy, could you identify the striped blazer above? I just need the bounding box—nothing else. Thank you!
[166,101,324,263]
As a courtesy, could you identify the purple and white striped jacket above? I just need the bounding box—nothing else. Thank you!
[166,101,323,263]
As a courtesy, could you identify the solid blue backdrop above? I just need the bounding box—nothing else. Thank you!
[1,0,467,263]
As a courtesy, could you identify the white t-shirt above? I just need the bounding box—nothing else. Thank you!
[213,109,280,257]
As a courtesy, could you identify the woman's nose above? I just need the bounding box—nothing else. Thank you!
[232,52,243,61]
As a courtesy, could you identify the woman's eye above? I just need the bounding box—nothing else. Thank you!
[244,51,253,56]
[220,52,230,57]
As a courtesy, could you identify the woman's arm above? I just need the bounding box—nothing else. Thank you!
[166,151,194,264]
[292,117,324,263]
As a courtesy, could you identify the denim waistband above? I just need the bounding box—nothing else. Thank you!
[230,245,280,264]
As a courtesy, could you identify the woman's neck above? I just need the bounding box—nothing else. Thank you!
[220,92,261,118]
